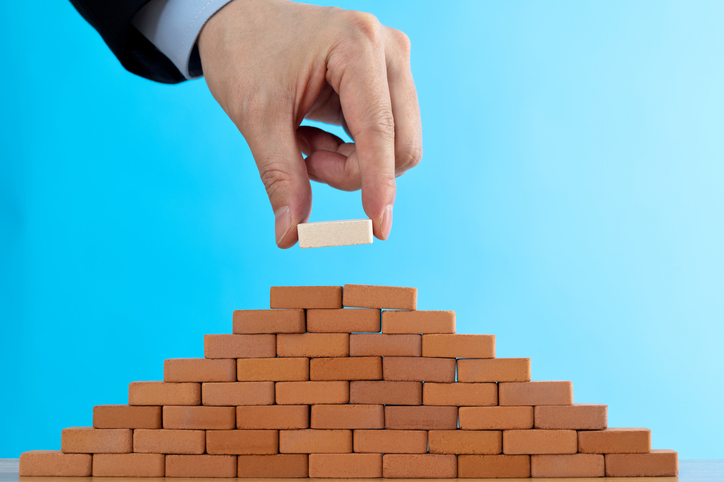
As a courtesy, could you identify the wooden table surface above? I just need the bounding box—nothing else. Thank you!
[1,459,721,482]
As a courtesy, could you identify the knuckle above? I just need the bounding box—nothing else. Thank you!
[398,141,423,170]
[345,10,383,45]
[390,28,412,56]
[363,104,395,139]
[259,162,295,199]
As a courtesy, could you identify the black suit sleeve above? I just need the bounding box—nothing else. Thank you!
[69,0,186,84]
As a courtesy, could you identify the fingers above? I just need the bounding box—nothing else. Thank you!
[297,126,361,191]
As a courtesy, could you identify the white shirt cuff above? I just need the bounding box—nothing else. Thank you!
[131,0,234,79]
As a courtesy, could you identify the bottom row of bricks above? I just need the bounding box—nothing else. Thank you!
[21,450,678,478]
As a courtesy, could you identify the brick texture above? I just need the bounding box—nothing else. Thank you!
[61,428,131,454]
[350,381,422,405]
[277,333,349,357]
[457,358,531,382]
[350,334,421,356]
[423,382,497,406]
[202,381,275,406]
[19,451,91,477]
[311,404,384,429]
[237,405,309,429]
[354,430,428,454]
[164,358,236,382]
[382,310,455,334]
[163,406,235,430]
[93,405,161,429]
[422,334,495,358]
[383,356,455,382]
[307,308,380,333]
[276,381,349,404]
[605,450,679,477]
[204,334,276,358]
[578,427,651,454]
[237,454,309,477]
[92,454,164,477]
[459,406,534,430]
[309,453,383,478]
[128,381,200,406]
[133,429,205,454]
[343,284,417,310]
[270,286,342,309]
[499,381,573,406]
[503,430,578,455]
[383,454,457,478]
[385,406,458,430]
[206,430,278,455]
[310,356,382,380]
[531,454,605,478]
[165,455,237,477]
[237,357,309,381]
[233,309,305,334]
[535,404,608,430]
[280,429,352,453]
[458,454,531,478]
[429,430,502,454]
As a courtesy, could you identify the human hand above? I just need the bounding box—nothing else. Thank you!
[198,0,422,248]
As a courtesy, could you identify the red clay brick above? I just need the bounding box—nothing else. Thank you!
[311,404,384,429]
[237,454,309,477]
[164,358,236,382]
[129,381,201,406]
[349,334,421,356]
[423,382,497,406]
[276,381,349,404]
[163,406,235,430]
[422,334,495,358]
[93,405,161,429]
[270,285,342,308]
[499,381,573,406]
[429,430,502,454]
[61,428,132,454]
[605,450,679,477]
[233,309,305,334]
[385,406,458,430]
[309,453,383,478]
[459,406,534,430]
[343,284,417,310]
[458,455,530,478]
[277,333,349,357]
[166,455,237,477]
[133,429,205,454]
[383,357,455,382]
[383,454,457,478]
[92,454,165,477]
[350,381,422,405]
[311,356,382,380]
[204,334,276,358]
[503,430,578,454]
[237,405,309,429]
[457,358,531,382]
[206,430,279,455]
[531,454,604,477]
[382,310,455,334]
[535,404,607,430]
[578,427,651,453]
[202,381,275,405]
[237,357,309,381]
[280,429,352,453]
[307,308,380,333]
[354,430,427,454]
[19,451,91,476]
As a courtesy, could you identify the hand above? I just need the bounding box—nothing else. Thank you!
[198,0,422,248]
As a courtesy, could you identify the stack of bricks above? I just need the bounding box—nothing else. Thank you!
[20,285,678,478]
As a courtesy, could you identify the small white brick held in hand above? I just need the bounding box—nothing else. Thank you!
[297,219,373,248]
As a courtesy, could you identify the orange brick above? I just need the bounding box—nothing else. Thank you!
[457,358,531,382]
[276,381,349,404]
[499,381,573,405]
[202,382,275,405]
[343,284,417,310]
[204,334,276,358]
[280,429,352,453]
[605,450,678,477]
[134,429,205,454]
[457,455,530,478]
[164,358,236,382]
[61,428,131,454]
[382,310,455,334]
[383,454,457,478]
[277,333,349,357]
[383,357,455,382]
[19,451,91,476]
[531,454,604,477]
[207,430,279,454]
[311,356,382,380]
[535,404,607,430]
[350,381,422,405]
[385,406,458,430]
[93,405,161,429]
[238,454,309,477]
[163,406,235,430]
[237,357,309,381]
[309,453,383,478]
[270,285,342,308]
[429,430,502,454]
[233,309,305,334]
[350,334,421,356]
[311,404,384,429]
[423,382,497,406]
[237,405,309,429]
[129,381,200,406]
[578,427,651,453]
[503,430,578,454]
[459,406,534,430]
[354,430,427,454]
[92,454,165,477]
[166,455,237,477]
[422,334,495,358]
[307,308,380,333]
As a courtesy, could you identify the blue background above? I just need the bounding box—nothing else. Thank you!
[2,0,723,459]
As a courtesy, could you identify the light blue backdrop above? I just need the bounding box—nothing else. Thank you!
[1,0,722,459]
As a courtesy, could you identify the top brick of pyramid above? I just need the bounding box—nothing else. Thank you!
[270,285,417,311]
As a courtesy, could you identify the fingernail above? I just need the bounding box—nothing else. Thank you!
[275,207,292,246]
[380,204,393,240]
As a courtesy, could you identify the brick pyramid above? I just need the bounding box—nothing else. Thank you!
[20,285,678,478]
